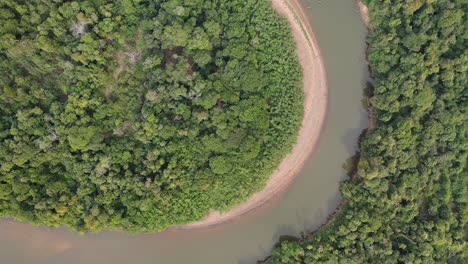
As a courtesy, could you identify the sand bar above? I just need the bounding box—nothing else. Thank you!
[181,0,328,229]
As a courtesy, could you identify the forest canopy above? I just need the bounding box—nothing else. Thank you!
[0,0,303,232]
[263,0,467,263]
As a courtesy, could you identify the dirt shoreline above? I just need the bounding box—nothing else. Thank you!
[356,0,372,31]
[180,0,328,229]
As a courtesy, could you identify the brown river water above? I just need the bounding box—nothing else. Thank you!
[0,1,369,263]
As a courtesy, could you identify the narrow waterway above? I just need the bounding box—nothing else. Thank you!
[0,1,369,263]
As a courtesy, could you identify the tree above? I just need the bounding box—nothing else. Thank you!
[0,0,303,233]
[209,156,232,174]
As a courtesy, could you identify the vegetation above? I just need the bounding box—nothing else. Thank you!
[263,0,467,263]
[0,0,303,232]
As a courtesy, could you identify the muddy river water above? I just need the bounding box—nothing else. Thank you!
[0,1,369,263]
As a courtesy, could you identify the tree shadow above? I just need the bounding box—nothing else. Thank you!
[237,224,298,264]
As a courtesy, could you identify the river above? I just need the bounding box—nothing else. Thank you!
[0,1,369,263]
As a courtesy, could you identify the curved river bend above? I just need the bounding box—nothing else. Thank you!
[0,1,369,263]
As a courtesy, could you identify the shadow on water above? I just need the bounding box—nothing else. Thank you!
[342,151,360,177]
[237,225,299,264]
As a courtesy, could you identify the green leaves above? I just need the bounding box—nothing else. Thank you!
[0,0,302,232]
[209,155,232,175]
[264,0,467,262]
[66,126,103,151]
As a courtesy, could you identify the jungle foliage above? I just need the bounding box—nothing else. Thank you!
[0,0,303,232]
[263,0,467,263]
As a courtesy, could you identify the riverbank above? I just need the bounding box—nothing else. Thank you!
[356,0,372,31]
[356,0,372,33]
[181,0,328,229]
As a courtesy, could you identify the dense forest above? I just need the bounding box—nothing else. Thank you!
[263,0,467,263]
[0,0,303,232]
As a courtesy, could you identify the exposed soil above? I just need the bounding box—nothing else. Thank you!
[356,0,372,31]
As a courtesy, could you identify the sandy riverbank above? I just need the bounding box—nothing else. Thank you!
[356,0,372,31]
[181,0,328,229]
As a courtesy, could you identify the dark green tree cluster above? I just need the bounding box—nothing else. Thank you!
[264,0,466,263]
[0,0,303,232]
